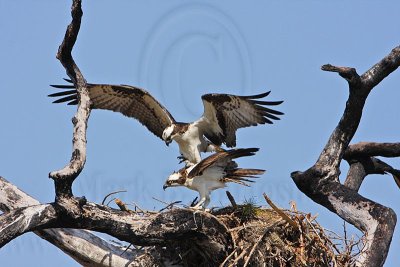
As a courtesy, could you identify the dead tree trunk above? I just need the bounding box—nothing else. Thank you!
[292,50,400,267]
[0,0,398,266]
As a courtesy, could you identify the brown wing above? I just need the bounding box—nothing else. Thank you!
[49,81,176,139]
[187,148,259,178]
[201,92,283,147]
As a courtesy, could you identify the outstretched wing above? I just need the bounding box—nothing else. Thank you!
[187,148,259,178]
[49,81,176,139]
[201,92,283,147]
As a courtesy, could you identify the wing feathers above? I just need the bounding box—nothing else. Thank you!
[68,100,78,105]
[49,81,176,139]
[48,90,77,97]
[188,148,259,178]
[202,91,283,147]
[187,148,264,188]
[256,105,284,115]
[52,95,77,104]
[251,100,284,106]
[50,84,75,89]
[223,168,265,186]
[241,91,271,99]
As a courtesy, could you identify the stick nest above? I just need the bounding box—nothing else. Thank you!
[114,197,362,267]
[213,203,360,267]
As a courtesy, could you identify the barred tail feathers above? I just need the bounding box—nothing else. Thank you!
[223,168,265,186]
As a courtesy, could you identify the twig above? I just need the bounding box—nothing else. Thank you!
[263,193,298,228]
[101,190,127,205]
[228,246,249,267]
[343,221,348,247]
[228,223,261,233]
[243,228,270,267]
[131,201,145,213]
[159,201,182,212]
[152,197,181,211]
[120,243,132,256]
[106,197,116,207]
[226,191,238,209]
[152,197,170,206]
[219,246,239,267]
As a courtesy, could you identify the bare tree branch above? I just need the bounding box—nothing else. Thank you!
[292,46,400,267]
[344,157,400,191]
[343,142,400,191]
[0,175,232,265]
[0,176,146,266]
[0,204,57,247]
[4,1,398,266]
[48,0,90,200]
[344,142,400,159]
[0,1,232,265]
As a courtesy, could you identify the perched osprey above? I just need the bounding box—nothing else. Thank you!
[49,81,283,164]
[163,148,265,209]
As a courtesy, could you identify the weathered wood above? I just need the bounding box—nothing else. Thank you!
[0,176,147,266]
[292,46,400,267]
[344,157,400,191]
[344,142,400,159]
[0,204,58,248]
[0,176,232,265]
[48,0,91,200]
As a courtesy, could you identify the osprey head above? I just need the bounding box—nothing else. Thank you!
[163,170,186,190]
[162,124,176,146]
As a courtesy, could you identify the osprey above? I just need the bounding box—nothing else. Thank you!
[49,81,283,164]
[163,148,265,209]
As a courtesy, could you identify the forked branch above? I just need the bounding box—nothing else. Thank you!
[0,176,141,266]
[292,46,400,267]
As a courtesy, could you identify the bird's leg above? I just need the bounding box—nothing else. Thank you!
[203,195,210,208]
[203,196,211,212]
[191,197,206,210]
[191,193,212,211]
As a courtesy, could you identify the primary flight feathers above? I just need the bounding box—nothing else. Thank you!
[187,147,260,178]
[163,148,265,209]
[49,80,283,164]
[50,80,175,139]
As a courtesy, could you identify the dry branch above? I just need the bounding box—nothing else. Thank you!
[1,1,398,266]
[0,176,141,266]
[48,0,90,200]
[344,157,400,191]
[0,176,233,265]
[292,46,400,267]
[344,142,400,159]
[343,142,400,191]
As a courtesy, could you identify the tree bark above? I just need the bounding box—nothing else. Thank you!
[0,176,232,265]
[0,1,399,266]
[292,46,400,267]
[0,176,148,266]
[48,0,90,201]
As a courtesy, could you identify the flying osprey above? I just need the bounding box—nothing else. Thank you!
[49,81,283,164]
[163,148,264,209]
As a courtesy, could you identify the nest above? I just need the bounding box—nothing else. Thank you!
[213,204,361,267]
[113,194,362,267]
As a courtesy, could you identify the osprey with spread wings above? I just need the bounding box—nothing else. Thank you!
[49,81,283,165]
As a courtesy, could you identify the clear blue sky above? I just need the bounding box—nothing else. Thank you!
[1,1,399,266]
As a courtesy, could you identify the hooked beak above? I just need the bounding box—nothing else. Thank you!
[163,184,169,191]
[165,139,172,147]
